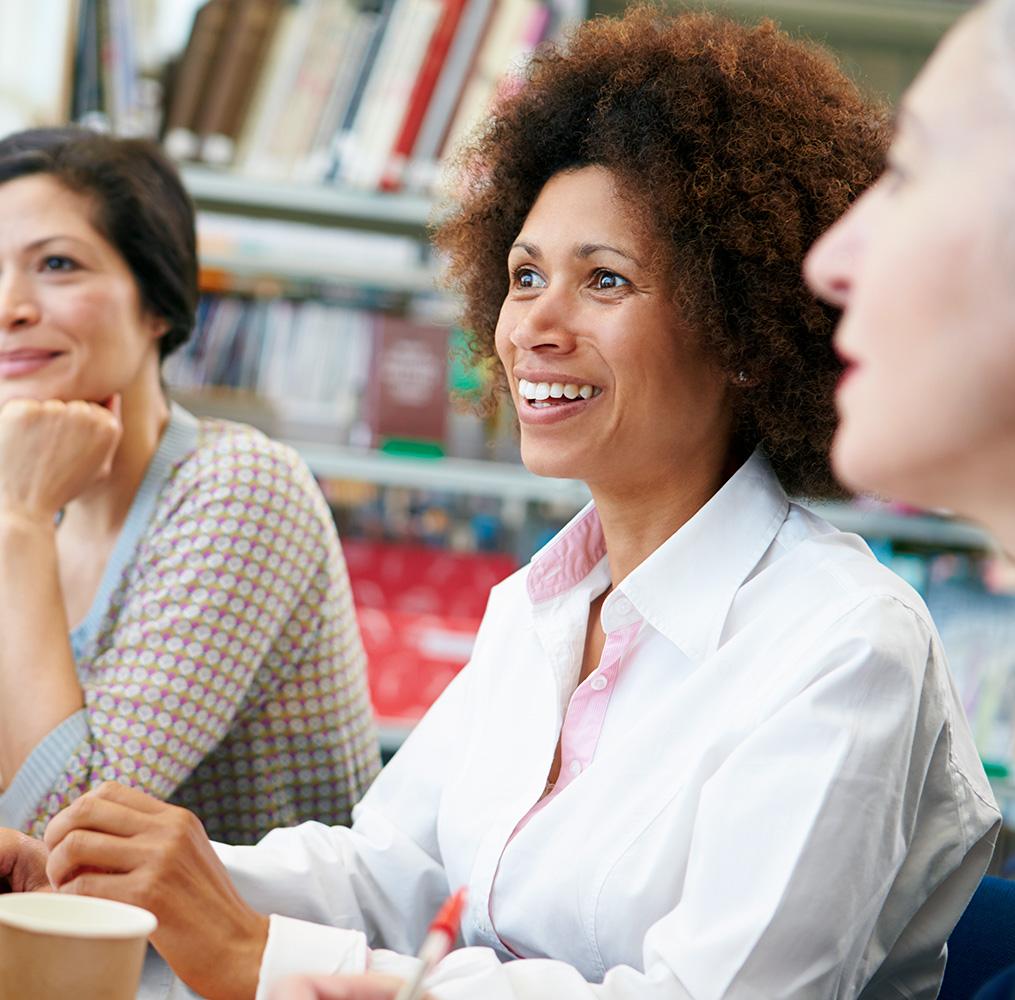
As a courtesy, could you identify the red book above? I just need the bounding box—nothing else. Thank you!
[380,0,468,192]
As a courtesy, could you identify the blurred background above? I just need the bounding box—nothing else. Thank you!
[3,1,1012,853]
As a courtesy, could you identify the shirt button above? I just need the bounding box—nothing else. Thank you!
[568,760,583,776]
[614,596,633,616]
[590,674,608,691]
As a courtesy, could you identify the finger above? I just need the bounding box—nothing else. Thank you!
[104,393,123,423]
[90,780,167,814]
[54,870,156,924]
[46,829,150,888]
[44,787,159,850]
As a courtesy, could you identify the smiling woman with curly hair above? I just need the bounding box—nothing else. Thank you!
[438,6,887,498]
[5,9,998,1000]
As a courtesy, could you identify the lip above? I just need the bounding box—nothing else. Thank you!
[0,349,64,378]
[513,369,602,387]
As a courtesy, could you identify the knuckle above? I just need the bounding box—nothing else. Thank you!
[63,829,88,857]
[95,781,120,800]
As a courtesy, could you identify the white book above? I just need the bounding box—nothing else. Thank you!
[235,1,319,179]
[344,0,444,190]
[0,0,76,134]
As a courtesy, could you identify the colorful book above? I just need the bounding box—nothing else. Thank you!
[403,0,493,192]
[379,0,469,192]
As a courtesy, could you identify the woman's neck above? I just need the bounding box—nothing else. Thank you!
[60,370,170,538]
[588,443,742,588]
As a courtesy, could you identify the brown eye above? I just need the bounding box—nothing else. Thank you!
[593,270,629,290]
[514,267,547,289]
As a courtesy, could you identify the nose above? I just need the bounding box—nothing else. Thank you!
[508,284,577,354]
[0,269,40,332]
[804,221,855,310]
[803,191,872,311]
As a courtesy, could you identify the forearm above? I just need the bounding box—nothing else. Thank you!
[0,513,82,784]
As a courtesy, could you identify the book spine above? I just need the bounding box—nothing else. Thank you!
[380,0,468,192]
[404,0,493,192]
[325,0,396,182]
[163,0,234,160]
[197,0,283,166]
[72,0,107,129]
[344,0,444,190]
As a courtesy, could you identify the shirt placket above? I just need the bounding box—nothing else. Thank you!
[549,619,641,796]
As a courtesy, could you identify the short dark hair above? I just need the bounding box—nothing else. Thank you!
[0,126,198,361]
[435,6,889,499]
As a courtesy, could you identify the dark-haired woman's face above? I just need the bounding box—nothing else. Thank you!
[0,175,163,407]
[495,166,733,494]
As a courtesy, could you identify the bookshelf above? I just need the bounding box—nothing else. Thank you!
[171,384,992,551]
[183,164,434,235]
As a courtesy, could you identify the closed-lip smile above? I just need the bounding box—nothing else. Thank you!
[0,347,64,377]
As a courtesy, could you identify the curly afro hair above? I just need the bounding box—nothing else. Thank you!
[434,5,888,499]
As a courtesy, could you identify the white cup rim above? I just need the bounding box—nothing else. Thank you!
[0,892,157,939]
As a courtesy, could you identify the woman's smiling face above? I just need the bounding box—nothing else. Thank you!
[0,174,164,407]
[495,166,734,494]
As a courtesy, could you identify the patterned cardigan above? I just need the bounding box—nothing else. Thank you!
[0,406,380,844]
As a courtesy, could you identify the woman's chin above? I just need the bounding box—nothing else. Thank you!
[519,446,583,482]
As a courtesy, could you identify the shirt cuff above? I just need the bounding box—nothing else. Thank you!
[254,915,368,1000]
[0,710,88,830]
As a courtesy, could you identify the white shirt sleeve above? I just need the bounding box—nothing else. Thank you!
[217,666,473,996]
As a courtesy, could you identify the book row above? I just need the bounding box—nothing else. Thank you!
[163,292,517,460]
[165,0,577,192]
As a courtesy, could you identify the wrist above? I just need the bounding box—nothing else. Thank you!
[222,911,269,1000]
[0,509,57,540]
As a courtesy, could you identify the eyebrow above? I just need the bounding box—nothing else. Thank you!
[24,235,91,252]
[509,240,644,267]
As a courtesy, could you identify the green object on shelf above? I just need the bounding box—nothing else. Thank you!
[448,327,488,398]
[379,438,446,459]
[982,759,1010,780]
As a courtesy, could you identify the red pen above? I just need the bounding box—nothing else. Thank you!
[392,888,467,1000]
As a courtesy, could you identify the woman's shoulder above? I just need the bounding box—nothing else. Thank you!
[763,499,935,622]
[153,415,336,542]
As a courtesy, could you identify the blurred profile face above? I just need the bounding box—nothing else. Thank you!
[494,165,733,494]
[804,8,1015,518]
[0,174,164,407]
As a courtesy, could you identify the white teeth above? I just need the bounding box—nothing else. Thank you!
[517,378,599,402]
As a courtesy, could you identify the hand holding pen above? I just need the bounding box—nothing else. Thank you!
[269,889,466,1000]
[393,888,467,1000]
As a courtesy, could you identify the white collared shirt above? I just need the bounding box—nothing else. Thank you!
[217,452,1000,1000]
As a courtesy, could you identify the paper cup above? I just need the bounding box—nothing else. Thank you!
[0,892,157,1000]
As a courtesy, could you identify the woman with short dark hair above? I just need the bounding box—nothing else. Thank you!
[0,127,379,844]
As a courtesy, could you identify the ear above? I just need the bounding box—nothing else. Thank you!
[143,311,171,344]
